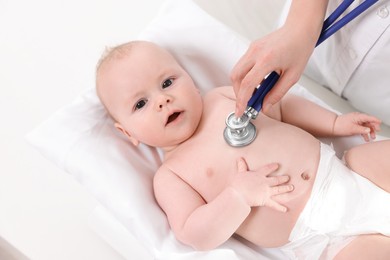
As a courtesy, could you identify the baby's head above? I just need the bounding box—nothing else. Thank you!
[96,41,203,150]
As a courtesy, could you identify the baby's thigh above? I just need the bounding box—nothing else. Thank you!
[344,140,390,192]
[334,234,390,260]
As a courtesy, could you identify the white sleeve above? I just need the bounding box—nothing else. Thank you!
[305,0,390,125]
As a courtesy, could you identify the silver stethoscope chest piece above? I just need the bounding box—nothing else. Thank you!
[223,112,256,147]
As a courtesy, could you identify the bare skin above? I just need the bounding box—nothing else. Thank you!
[96,41,388,257]
[159,88,321,248]
[334,234,390,259]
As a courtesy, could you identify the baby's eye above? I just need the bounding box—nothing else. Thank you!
[162,78,173,89]
[134,99,147,110]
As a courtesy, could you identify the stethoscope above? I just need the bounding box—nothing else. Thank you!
[224,0,379,147]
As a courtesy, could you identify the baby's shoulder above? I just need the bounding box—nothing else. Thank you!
[153,163,174,191]
[154,162,172,180]
[153,160,194,199]
[154,159,183,184]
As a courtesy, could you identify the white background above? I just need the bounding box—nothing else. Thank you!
[1,0,389,259]
[0,0,163,258]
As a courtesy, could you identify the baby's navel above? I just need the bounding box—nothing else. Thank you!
[301,172,310,181]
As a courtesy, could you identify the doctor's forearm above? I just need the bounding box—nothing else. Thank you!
[285,0,329,46]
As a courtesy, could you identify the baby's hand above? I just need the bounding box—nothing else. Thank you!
[333,112,381,142]
[231,157,294,212]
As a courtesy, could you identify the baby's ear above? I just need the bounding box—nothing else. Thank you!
[114,122,140,146]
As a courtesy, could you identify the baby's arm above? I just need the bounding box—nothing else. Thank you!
[268,94,381,140]
[154,166,250,251]
[154,160,292,251]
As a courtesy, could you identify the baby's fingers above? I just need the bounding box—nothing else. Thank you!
[357,114,381,129]
[264,184,294,212]
[268,175,290,186]
[264,199,288,213]
[271,184,294,196]
[366,122,380,139]
[361,122,380,141]
[361,133,370,142]
[236,157,249,173]
[361,114,382,125]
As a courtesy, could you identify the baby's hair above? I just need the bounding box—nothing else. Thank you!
[95,40,142,76]
[95,40,143,118]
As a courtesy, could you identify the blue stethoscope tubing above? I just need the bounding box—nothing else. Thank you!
[318,0,379,46]
[247,0,379,114]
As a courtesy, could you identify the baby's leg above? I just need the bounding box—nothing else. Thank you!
[344,140,390,192]
[334,234,390,260]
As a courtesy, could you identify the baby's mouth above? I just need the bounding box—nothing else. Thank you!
[166,112,181,125]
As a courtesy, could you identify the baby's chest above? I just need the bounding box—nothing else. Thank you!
[170,144,239,202]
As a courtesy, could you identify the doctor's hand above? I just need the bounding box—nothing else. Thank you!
[231,157,294,213]
[231,24,317,117]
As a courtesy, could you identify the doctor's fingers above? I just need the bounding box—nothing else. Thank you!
[231,51,254,95]
[234,64,273,117]
[230,40,266,92]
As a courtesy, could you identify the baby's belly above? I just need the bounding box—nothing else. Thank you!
[172,109,322,247]
[235,149,320,248]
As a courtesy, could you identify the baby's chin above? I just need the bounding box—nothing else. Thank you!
[164,132,196,149]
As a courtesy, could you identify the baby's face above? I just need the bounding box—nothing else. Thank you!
[98,42,203,149]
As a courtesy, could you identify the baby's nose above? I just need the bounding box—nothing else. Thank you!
[156,96,171,110]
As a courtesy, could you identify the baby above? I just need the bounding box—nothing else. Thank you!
[96,41,390,259]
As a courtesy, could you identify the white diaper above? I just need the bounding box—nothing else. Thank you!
[280,143,390,260]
